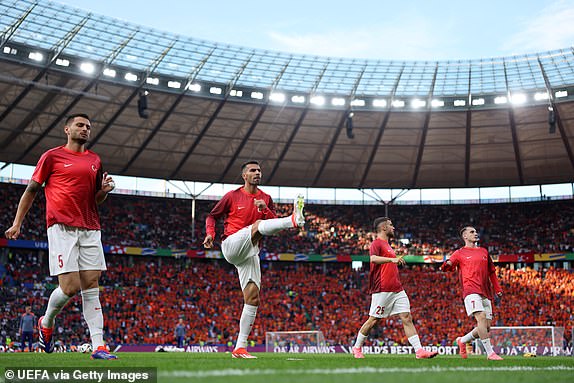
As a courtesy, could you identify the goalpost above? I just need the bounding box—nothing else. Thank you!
[265,331,327,353]
[487,326,565,356]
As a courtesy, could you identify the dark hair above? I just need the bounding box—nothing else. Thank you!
[373,217,391,232]
[65,113,90,125]
[459,226,473,238]
[241,160,260,173]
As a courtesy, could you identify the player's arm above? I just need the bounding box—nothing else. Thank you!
[370,254,406,266]
[440,252,457,271]
[95,171,115,205]
[487,255,503,296]
[4,180,41,240]
[203,195,230,248]
[256,196,277,219]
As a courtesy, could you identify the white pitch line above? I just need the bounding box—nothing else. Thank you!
[159,366,574,378]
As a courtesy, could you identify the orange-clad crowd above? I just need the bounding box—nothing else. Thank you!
[1,252,572,349]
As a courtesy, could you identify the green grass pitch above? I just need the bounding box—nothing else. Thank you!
[1,353,573,383]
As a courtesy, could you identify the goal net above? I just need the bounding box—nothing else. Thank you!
[265,331,326,353]
[486,326,565,356]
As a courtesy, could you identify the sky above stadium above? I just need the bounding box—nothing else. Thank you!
[58,0,574,60]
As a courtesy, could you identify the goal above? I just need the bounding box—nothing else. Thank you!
[265,331,326,353]
[486,326,565,356]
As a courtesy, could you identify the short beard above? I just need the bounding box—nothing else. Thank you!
[74,137,87,145]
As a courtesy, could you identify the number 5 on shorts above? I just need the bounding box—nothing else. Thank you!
[58,254,64,268]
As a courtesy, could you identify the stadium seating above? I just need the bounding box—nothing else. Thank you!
[1,182,573,255]
[1,251,572,349]
[1,182,572,349]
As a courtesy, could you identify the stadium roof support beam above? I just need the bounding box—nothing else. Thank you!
[217,104,268,182]
[464,110,472,187]
[121,49,215,174]
[0,2,36,50]
[267,109,308,184]
[88,39,177,150]
[169,54,255,180]
[359,66,405,188]
[217,58,293,182]
[503,60,525,185]
[537,57,574,173]
[411,64,439,188]
[267,59,318,184]
[0,15,89,130]
[6,33,137,168]
[313,65,367,187]
[2,75,71,149]
[465,65,473,187]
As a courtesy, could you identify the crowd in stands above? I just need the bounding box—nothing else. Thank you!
[1,250,572,350]
[1,181,573,351]
[1,182,573,256]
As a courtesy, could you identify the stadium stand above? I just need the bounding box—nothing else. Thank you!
[2,182,573,256]
[0,252,572,350]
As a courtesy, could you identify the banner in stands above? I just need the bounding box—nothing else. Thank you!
[2,240,573,264]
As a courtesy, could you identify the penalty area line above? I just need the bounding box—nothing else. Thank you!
[160,365,574,378]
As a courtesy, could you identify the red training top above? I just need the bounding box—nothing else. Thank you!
[32,145,102,230]
[205,187,277,241]
[367,238,403,294]
[447,246,502,300]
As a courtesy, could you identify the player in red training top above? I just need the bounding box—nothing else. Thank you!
[4,114,117,360]
[351,217,438,359]
[203,161,305,359]
[440,226,503,361]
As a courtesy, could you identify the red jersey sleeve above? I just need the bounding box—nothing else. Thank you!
[369,240,381,257]
[31,150,53,185]
[205,193,231,238]
[441,250,459,271]
[488,255,502,294]
[261,196,277,219]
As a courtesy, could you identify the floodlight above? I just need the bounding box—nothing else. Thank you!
[146,77,159,85]
[80,62,95,74]
[472,98,485,106]
[510,94,526,104]
[310,96,325,106]
[411,99,426,108]
[332,98,345,106]
[125,73,138,81]
[350,99,365,107]
[28,52,43,61]
[269,93,286,102]
[291,95,305,103]
[55,58,70,67]
[103,68,116,77]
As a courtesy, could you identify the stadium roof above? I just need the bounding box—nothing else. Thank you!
[0,0,573,188]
